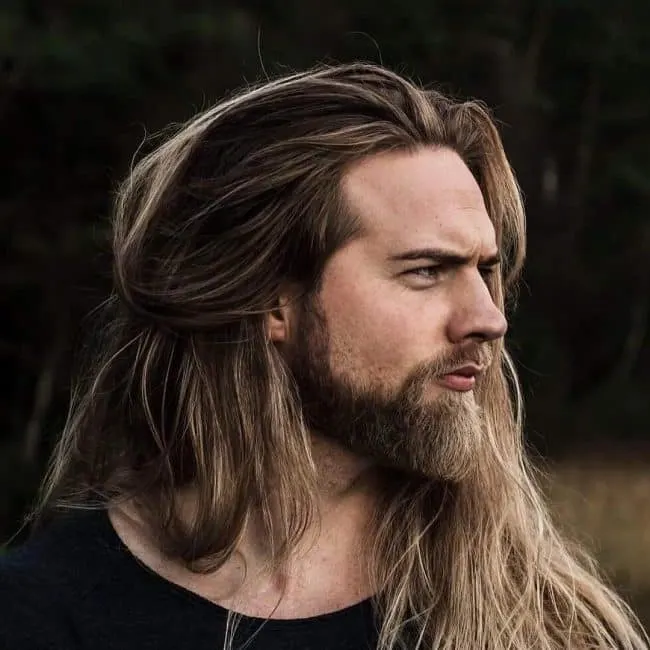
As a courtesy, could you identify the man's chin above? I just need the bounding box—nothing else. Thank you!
[396,405,484,481]
[419,382,478,410]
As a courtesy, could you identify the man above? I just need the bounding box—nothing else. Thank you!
[1,63,647,649]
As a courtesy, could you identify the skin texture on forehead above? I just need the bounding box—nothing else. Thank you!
[343,146,494,259]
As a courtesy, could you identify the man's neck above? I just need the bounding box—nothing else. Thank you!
[108,435,380,619]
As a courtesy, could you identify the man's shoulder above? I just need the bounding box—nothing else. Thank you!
[1,515,93,589]
[0,511,114,649]
[0,542,77,649]
[0,530,65,597]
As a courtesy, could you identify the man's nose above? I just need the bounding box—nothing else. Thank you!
[445,275,508,344]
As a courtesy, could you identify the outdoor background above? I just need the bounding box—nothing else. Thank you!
[1,0,649,631]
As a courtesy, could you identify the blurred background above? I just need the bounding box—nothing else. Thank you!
[1,0,649,630]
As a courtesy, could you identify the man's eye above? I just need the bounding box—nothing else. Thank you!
[405,266,496,281]
[407,266,442,280]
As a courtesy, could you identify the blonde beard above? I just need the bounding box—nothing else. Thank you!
[290,296,489,483]
[295,355,486,484]
[401,387,484,482]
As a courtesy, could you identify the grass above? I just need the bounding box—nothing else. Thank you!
[545,454,650,633]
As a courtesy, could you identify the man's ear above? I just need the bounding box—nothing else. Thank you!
[265,293,297,344]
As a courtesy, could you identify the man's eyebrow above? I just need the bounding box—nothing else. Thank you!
[387,248,501,266]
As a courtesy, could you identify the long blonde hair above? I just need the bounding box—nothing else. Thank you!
[30,63,648,649]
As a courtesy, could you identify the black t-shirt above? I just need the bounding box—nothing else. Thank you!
[0,509,378,649]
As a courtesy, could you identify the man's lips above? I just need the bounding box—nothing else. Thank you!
[436,364,484,392]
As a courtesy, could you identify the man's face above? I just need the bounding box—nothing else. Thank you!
[288,147,507,481]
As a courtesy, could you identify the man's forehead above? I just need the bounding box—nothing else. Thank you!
[341,147,498,257]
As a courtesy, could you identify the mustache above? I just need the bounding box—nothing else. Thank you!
[429,344,494,377]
